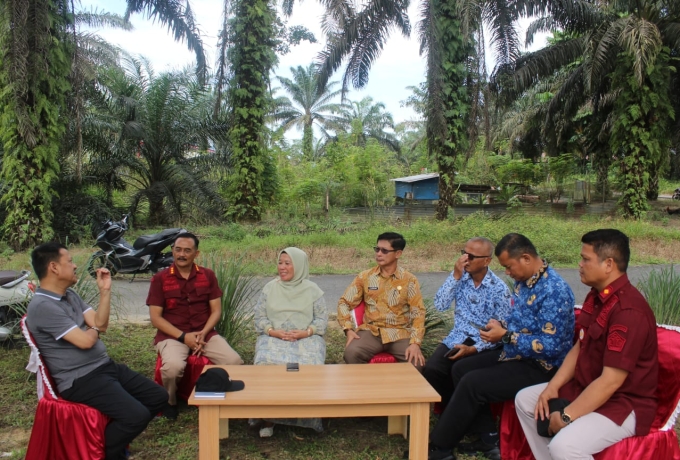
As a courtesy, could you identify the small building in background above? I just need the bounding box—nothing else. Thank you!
[391,173,497,204]
[391,173,440,202]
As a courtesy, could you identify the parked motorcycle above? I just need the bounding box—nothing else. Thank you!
[673,188,680,200]
[86,214,187,280]
[0,270,35,343]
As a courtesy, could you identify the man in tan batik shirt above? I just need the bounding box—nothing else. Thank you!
[338,232,426,370]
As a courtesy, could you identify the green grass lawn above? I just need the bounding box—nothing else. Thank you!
[1,323,490,460]
[4,212,680,275]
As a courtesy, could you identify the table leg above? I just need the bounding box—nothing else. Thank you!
[408,402,430,460]
[388,415,408,439]
[219,418,229,439]
[198,406,220,460]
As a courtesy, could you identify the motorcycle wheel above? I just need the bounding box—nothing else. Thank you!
[87,252,118,278]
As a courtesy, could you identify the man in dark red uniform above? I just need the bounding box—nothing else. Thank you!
[147,233,242,419]
[515,229,658,459]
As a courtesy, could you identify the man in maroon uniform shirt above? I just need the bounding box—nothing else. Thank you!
[515,229,658,459]
[147,233,242,419]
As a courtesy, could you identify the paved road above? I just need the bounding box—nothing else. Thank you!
[111,265,673,322]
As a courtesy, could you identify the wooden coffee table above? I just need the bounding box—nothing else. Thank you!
[188,363,440,459]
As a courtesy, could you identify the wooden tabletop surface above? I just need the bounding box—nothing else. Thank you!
[188,363,440,406]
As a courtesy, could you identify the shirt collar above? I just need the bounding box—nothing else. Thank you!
[596,273,630,302]
[35,287,64,300]
[169,263,198,279]
[372,265,404,279]
[523,260,548,290]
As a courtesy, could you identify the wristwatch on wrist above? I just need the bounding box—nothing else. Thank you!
[89,326,100,337]
[501,329,513,344]
[560,409,572,425]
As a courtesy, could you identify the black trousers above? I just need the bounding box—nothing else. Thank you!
[61,359,168,460]
[422,343,501,406]
[429,351,557,449]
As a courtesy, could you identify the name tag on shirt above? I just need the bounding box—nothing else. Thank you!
[368,287,378,290]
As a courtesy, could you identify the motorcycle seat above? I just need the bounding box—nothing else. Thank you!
[0,270,26,287]
[133,228,184,250]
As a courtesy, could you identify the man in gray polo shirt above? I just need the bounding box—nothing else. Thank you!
[27,242,167,460]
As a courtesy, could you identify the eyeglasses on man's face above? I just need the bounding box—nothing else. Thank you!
[461,249,492,261]
[374,246,398,254]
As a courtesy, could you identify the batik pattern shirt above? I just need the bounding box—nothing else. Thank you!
[500,264,575,371]
[337,266,425,345]
[434,270,512,352]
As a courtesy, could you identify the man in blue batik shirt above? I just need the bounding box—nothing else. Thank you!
[423,237,512,410]
[425,233,575,460]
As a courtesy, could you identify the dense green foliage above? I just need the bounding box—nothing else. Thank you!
[0,0,71,250]
[224,0,278,221]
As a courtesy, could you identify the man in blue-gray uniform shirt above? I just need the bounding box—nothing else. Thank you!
[424,233,575,460]
[423,237,512,409]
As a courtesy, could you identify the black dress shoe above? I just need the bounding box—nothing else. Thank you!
[458,439,500,460]
[162,404,178,420]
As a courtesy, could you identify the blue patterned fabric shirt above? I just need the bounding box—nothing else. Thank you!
[500,264,575,371]
[434,269,512,352]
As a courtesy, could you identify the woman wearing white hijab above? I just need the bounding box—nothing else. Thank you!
[252,247,327,436]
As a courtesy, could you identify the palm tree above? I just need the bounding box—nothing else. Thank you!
[0,0,206,249]
[328,96,400,152]
[314,0,514,218]
[274,64,342,160]
[493,0,680,218]
[104,56,227,225]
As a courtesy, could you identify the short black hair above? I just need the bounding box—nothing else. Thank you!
[377,232,406,251]
[581,229,630,272]
[31,242,67,280]
[174,232,199,249]
[494,233,538,258]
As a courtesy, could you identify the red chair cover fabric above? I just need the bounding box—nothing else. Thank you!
[21,317,109,460]
[154,353,213,401]
[351,301,399,364]
[498,323,680,460]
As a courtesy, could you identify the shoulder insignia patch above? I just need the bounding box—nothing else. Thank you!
[607,331,626,352]
[609,324,628,334]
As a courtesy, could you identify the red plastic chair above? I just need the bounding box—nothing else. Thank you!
[154,353,213,401]
[21,317,109,460]
[499,322,680,460]
[351,301,398,364]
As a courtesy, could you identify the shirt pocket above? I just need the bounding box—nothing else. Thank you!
[164,289,181,309]
[193,286,212,302]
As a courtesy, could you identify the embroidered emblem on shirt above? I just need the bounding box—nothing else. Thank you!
[531,339,544,353]
[542,322,556,335]
[596,294,619,328]
[607,331,626,352]
[579,328,585,341]
[603,288,610,295]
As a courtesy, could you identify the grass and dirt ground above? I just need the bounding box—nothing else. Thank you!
[2,210,680,458]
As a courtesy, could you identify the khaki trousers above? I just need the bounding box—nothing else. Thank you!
[343,330,424,372]
[156,335,242,405]
[515,383,636,460]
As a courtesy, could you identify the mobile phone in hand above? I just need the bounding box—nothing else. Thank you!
[470,320,490,332]
[286,363,299,372]
[444,337,475,358]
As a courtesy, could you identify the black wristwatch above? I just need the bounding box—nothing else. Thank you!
[501,329,513,344]
[560,409,572,425]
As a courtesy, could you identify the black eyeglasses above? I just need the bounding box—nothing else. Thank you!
[374,246,398,254]
[461,250,491,260]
